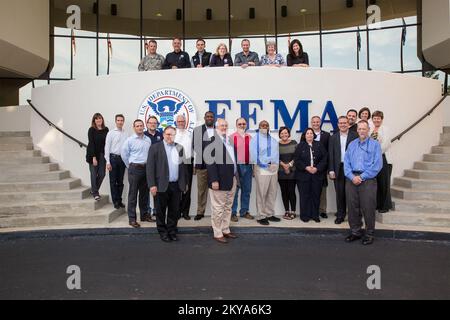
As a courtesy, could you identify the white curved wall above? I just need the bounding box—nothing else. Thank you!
[31,68,443,215]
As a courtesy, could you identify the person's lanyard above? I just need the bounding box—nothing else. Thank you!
[257,132,271,169]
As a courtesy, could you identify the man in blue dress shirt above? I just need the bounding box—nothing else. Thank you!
[121,119,153,228]
[344,120,382,245]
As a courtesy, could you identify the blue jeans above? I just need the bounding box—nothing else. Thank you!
[232,164,253,216]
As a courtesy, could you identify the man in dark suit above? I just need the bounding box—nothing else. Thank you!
[147,126,189,242]
[311,116,331,219]
[192,111,216,221]
[206,119,238,244]
[328,116,358,224]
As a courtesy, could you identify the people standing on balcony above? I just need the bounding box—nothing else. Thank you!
[278,127,298,220]
[260,41,285,67]
[105,114,128,210]
[138,39,165,71]
[344,120,382,246]
[191,38,212,68]
[86,113,109,201]
[311,116,331,219]
[347,109,358,133]
[234,39,260,68]
[230,118,254,222]
[328,116,358,224]
[121,120,153,228]
[210,43,234,67]
[358,107,374,130]
[192,111,216,221]
[370,111,393,214]
[286,39,309,68]
[174,115,194,220]
[163,37,191,69]
[250,120,281,226]
[295,128,328,223]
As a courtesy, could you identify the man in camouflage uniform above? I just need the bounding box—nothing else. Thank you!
[138,40,165,71]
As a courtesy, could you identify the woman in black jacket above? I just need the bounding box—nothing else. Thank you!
[86,113,109,201]
[286,39,309,67]
[295,128,328,223]
[210,43,233,67]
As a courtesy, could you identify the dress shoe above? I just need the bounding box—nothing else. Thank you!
[183,214,191,220]
[231,215,239,222]
[300,218,310,223]
[334,218,345,225]
[268,216,281,222]
[114,203,120,209]
[194,215,204,221]
[345,234,362,243]
[320,212,328,219]
[129,221,141,228]
[362,237,374,246]
[142,215,156,223]
[214,237,228,244]
[257,218,270,226]
[378,209,389,214]
[223,233,238,239]
[119,202,126,208]
[243,212,255,220]
[312,218,321,223]
[169,234,179,242]
[160,235,172,243]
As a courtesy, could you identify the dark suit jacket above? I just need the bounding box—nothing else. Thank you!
[146,142,189,193]
[192,124,215,170]
[328,130,358,177]
[206,134,238,191]
[294,141,328,182]
[319,131,330,152]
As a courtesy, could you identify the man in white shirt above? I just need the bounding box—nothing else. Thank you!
[174,115,193,220]
[105,114,129,209]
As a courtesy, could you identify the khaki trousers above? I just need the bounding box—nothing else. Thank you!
[254,166,278,220]
[210,178,237,238]
[196,169,208,215]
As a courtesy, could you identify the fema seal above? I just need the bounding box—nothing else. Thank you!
[138,88,197,133]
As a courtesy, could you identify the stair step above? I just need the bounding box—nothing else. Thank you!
[0,150,41,159]
[0,187,91,202]
[394,177,450,190]
[0,163,59,174]
[0,132,30,137]
[0,196,109,215]
[0,170,70,182]
[423,153,450,162]
[391,186,450,201]
[431,146,450,154]
[0,178,81,192]
[0,136,32,144]
[0,206,125,228]
[404,169,450,180]
[376,211,450,227]
[0,156,50,165]
[393,198,450,214]
[414,161,450,171]
[0,143,33,151]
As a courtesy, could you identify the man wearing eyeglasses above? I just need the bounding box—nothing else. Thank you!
[344,120,382,246]
[229,118,254,222]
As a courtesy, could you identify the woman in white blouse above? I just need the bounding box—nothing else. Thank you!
[371,111,393,213]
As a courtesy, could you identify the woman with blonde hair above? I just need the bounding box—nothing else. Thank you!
[210,43,233,67]
[260,41,285,67]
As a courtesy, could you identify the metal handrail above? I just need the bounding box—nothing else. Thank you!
[27,99,87,148]
[391,94,449,143]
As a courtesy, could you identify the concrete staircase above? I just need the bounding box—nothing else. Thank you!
[0,131,124,229]
[377,127,450,228]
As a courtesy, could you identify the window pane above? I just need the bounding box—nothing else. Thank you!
[185,0,229,39]
[143,0,183,38]
[98,0,140,36]
[322,0,366,32]
[370,0,417,29]
[52,0,97,35]
[51,33,71,79]
[230,0,275,37]
[369,27,402,72]
[278,0,319,35]
[403,24,422,71]
[72,37,97,78]
[99,35,140,75]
